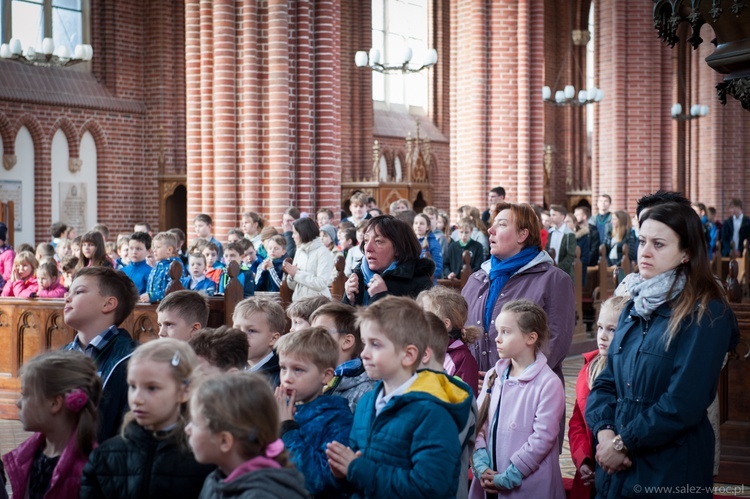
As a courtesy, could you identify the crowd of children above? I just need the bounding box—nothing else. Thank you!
[0,191,732,498]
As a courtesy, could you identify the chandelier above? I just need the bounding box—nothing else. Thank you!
[354,47,438,74]
[542,30,604,107]
[0,37,93,68]
[670,103,709,121]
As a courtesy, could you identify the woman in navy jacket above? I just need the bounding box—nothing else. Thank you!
[586,202,733,499]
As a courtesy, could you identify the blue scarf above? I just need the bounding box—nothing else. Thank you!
[484,246,540,328]
[360,258,398,305]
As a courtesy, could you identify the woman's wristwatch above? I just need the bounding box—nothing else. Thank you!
[612,434,628,453]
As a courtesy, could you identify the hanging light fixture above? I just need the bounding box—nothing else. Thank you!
[542,28,604,107]
[0,37,93,68]
[354,47,438,74]
[670,103,709,121]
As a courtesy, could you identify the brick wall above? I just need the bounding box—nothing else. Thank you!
[0,0,185,242]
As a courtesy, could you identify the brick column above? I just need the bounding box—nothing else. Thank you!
[239,0,262,215]
[315,0,342,214]
[185,0,202,225]
[199,0,214,217]
[268,0,291,227]
[212,0,237,239]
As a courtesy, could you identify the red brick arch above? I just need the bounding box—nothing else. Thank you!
[49,117,81,159]
[14,114,45,154]
[0,113,13,156]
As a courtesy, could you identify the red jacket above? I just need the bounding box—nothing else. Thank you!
[568,349,599,499]
[3,429,93,499]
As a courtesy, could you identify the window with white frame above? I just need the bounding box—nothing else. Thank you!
[1,0,87,56]
[371,0,429,111]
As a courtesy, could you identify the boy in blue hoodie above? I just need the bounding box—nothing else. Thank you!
[326,296,472,498]
[275,327,353,498]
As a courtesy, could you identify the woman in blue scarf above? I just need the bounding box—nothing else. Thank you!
[461,202,575,390]
[343,215,434,306]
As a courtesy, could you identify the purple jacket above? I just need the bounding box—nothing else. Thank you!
[461,252,574,378]
[469,352,565,499]
[3,429,91,499]
[444,339,479,397]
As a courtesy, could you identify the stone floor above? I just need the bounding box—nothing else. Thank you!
[0,355,745,496]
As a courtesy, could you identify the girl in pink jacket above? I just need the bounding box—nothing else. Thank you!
[470,300,565,499]
[3,350,101,499]
[35,261,67,298]
[1,251,38,297]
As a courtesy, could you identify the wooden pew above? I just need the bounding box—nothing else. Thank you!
[717,300,750,484]
[331,254,346,301]
[437,250,472,291]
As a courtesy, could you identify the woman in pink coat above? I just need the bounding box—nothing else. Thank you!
[470,300,565,499]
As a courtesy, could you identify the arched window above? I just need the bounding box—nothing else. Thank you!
[371,0,429,112]
[0,0,88,56]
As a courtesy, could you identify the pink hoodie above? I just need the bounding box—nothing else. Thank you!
[38,280,67,298]
[1,276,38,297]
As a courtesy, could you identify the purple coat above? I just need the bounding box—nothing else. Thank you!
[469,352,565,499]
[461,252,575,377]
[3,429,91,499]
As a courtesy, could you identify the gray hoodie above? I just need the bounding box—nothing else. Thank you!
[198,467,310,499]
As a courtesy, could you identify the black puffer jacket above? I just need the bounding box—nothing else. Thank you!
[342,258,435,306]
[80,421,214,499]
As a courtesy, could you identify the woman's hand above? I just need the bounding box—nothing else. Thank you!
[282,261,298,278]
[367,274,388,296]
[345,274,359,302]
[595,431,632,474]
[447,272,457,280]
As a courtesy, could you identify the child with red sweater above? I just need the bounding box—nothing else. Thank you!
[568,296,626,498]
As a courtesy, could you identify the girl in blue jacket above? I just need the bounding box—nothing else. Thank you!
[586,202,733,499]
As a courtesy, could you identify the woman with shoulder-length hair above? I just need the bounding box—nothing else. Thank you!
[343,215,434,306]
[586,201,733,498]
[283,217,334,301]
[462,202,575,381]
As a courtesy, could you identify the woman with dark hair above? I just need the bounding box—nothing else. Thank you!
[74,231,113,272]
[586,202,733,498]
[283,217,334,302]
[603,210,637,266]
[343,215,434,305]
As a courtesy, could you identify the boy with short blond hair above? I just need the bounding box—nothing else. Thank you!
[122,231,152,294]
[155,289,209,341]
[232,296,285,387]
[62,266,139,442]
[286,295,331,333]
[326,296,472,498]
[311,302,375,412]
[188,326,249,375]
[140,231,182,303]
[275,327,353,498]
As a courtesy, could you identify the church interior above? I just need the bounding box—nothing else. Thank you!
[0,0,749,492]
